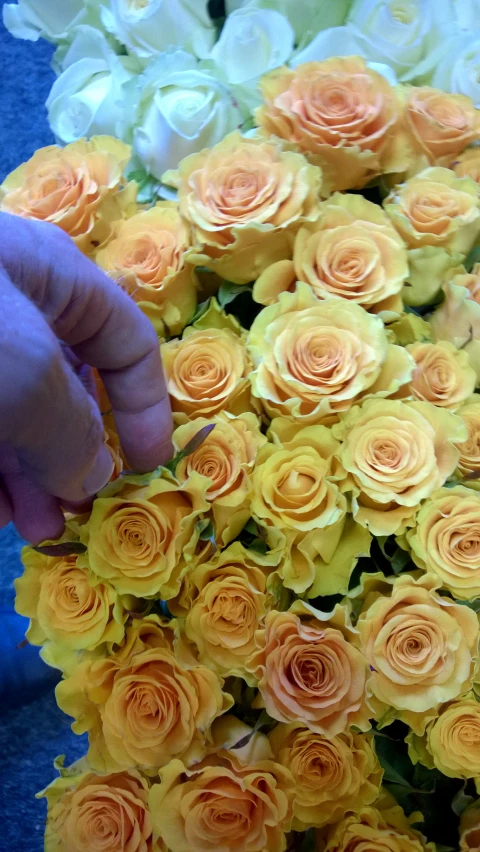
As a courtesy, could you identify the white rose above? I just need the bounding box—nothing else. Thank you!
[2,0,84,41]
[127,50,243,180]
[225,0,351,43]
[209,8,294,85]
[428,32,480,107]
[451,0,480,29]
[100,0,215,62]
[46,27,138,144]
[290,26,399,85]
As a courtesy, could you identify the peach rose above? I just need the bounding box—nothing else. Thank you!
[333,399,466,535]
[149,749,294,852]
[356,573,478,730]
[254,193,407,316]
[41,768,164,852]
[404,340,476,410]
[409,698,480,783]
[455,395,480,487]
[246,601,371,737]
[460,801,480,852]
[255,57,406,194]
[15,549,126,671]
[430,269,480,383]
[79,471,210,600]
[175,543,273,683]
[0,137,136,253]
[454,148,480,186]
[407,486,480,600]
[162,131,322,285]
[316,800,434,852]
[269,723,382,830]
[405,86,480,168]
[56,615,232,773]
[95,202,197,336]
[247,283,413,425]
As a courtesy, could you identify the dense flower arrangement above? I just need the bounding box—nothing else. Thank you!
[4,51,480,852]
[6,0,480,190]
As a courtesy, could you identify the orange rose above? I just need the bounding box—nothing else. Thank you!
[405,86,480,168]
[163,130,322,284]
[269,723,382,830]
[0,137,136,253]
[460,801,480,852]
[246,601,371,737]
[454,148,480,187]
[149,750,294,852]
[316,799,434,852]
[404,340,476,409]
[56,615,232,772]
[256,58,406,194]
[409,697,480,782]
[41,768,164,852]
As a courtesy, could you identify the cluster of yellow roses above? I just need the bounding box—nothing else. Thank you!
[4,55,480,852]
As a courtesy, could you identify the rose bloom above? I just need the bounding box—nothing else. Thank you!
[407,486,480,600]
[254,193,407,316]
[15,549,126,669]
[248,283,413,425]
[405,340,476,410]
[415,698,480,782]
[79,471,210,600]
[357,574,478,730]
[0,137,136,253]
[255,57,406,194]
[246,601,371,737]
[269,723,382,831]
[173,412,266,543]
[162,324,255,421]
[404,86,480,169]
[461,801,480,852]
[430,268,480,383]
[176,543,272,683]
[455,395,480,486]
[384,167,480,253]
[454,148,480,186]
[41,768,164,852]
[333,398,466,535]
[316,800,434,852]
[162,131,322,285]
[95,203,197,337]
[149,748,294,852]
[56,615,232,773]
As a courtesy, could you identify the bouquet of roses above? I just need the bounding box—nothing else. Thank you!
[3,54,480,852]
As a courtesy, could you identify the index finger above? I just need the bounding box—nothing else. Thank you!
[0,213,173,471]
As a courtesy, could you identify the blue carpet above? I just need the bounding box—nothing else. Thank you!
[0,20,83,850]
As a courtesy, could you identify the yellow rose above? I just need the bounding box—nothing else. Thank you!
[454,148,480,186]
[0,137,136,253]
[41,768,164,852]
[79,471,210,600]
[247,283,413,425]
[246,601,371,737]
[149,750,294,852]
[254,193,407,316]
[455,395,480,487]
[162,131,322,285]
[173,412,266,543]
[356,573,478,731]
[316,800,434,852]
[404,341,476,410]
[56,615,232,773]
[430,269,480,383]
[15,549,126,672]
[407,486,480,600]
[333,398,466,535]
[404,86,480,169]
[269,723,382,831]
[460,801,480,852]
[256,58,406,194]
[409,698,480,784]
[95,202,197,336]
[174,543,273,683]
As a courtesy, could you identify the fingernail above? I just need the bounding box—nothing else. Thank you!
[83,445,114,496]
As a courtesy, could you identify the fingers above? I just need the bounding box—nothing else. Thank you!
[0,446,64,544]
[0,213,173,471]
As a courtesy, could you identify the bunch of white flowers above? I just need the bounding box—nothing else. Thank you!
[4,0,480,185]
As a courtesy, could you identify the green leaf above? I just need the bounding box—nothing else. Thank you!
[456,598,480,613]
[189,298,211,325]
[231,710,275,750]
[391,548,412,575]
[374,732,414,788]
[165,424,216,476]
[218,281,252,309]
[33,541,87,557]
[195,518,217,553]
[452,782,476,817]
[465,245,480,271]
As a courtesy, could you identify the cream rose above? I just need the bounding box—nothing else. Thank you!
[430,268,480,382]
[405,340,476,409]
[413,698,480,781]
[455,395,480,486]
[404,85,480,169]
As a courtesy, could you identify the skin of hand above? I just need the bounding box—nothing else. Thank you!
[0,212,173,544]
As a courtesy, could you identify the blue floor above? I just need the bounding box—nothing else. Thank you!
[0,21,85,848]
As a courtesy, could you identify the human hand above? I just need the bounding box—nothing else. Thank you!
[0,212,173,544]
